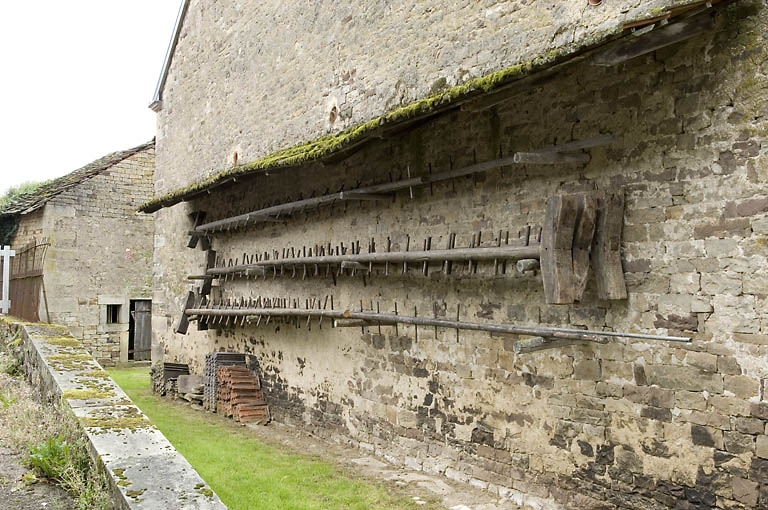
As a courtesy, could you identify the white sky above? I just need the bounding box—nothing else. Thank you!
[0,1,181,195]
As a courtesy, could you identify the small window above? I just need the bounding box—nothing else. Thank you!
[107,304,121,324]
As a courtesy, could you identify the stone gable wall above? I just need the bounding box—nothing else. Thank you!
[41,147,155,363]
[152,3,768,508]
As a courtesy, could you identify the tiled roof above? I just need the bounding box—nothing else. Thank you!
[0,140,154,217]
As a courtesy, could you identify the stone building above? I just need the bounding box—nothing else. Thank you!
[145,1,768,508]
[0,141,155,364]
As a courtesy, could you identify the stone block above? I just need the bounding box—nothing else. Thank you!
[717,355,742,375]
[710,396,751,417]
[601,361,633,382]
[681,410,731,430]
[645,365,723,393]
[641,406,672,422]
[724,431,755,454]
[691,424,723,448]
[731,477,758,507]
[744,274,768,295]
[700,272,743,295]
[685,351,717,373]
[734,418,765,435]
[573,359,601,381]
[749,457,768,485]
[734,333,768,346]
[675,390,707,411]
[757,435,768,460]
[723,375,759,399]
[669,272,701,293]
[751,402,768,420]
[596,382,622,398]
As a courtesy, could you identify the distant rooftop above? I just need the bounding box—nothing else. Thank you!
[0,140,155,218]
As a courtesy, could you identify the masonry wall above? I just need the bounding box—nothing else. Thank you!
[43,147,155,364]
[152,2,768,508]
[12,209,45,248]
[155,0,702,194]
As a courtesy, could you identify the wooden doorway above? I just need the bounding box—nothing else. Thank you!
[129,300,151,361]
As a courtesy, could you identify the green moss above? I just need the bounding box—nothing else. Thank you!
[140,1,719,214]
[196,485,214,498]
[47,354,91,362]
[113,468,126,479]
[45,336,81,348]
[46,353,93,371]
[79,369,110,379]
[62,389,114,401]
[81,407,153,432]
[126,488,146,499]
[117,480,132,487]
[139,41,582,213]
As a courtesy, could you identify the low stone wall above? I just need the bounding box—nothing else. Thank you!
[0,317,224,509]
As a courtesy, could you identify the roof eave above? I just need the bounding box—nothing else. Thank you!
[149,0,191,112]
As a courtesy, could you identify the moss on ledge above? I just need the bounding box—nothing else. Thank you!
[140,0,725,214]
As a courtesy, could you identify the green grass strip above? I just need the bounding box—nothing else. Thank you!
[108,367,432,510]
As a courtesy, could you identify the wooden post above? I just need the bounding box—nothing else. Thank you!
[540,195,579,304]
[591,193,628,300]
[572,194,598,301]
[0,246,15,315]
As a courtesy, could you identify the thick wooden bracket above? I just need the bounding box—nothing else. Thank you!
[592,193,627,300]
[175,290,196,334]
[541,194,580,304]
[187,211,210,250]
[540,191,624,304]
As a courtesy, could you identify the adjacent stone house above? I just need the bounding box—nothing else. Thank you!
[145,1,768,508]
[0,141,155,364]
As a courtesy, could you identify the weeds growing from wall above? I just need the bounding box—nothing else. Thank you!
[0,338,112,509]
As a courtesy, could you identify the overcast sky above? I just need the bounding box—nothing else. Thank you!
[0,1,181,195]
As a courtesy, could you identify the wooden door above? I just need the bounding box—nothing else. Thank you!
[133,300,152,361]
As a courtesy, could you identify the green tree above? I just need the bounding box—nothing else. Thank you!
[0,180,51,210]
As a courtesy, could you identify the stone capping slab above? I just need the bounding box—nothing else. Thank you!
[0,318,225,509]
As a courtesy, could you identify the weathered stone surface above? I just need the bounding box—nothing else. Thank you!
[691,425,721,448]
[148,3,768,508]
[724,432,755,455]
[752,403,768,420]
[756,435,768,460]
[6,144,154,363]
[686,351,718,373]
[734,417,765,435]
[731,477,759,507]
[1,320,224,509]
[645,365,723,394]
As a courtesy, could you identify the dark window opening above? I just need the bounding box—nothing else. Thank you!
[106,304,120,324]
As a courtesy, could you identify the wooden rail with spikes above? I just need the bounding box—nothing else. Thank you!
[194,191,626,305]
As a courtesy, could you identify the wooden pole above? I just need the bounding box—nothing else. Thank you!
[183,306,692,344]
[205,244,541,277]
[193,137,604,234]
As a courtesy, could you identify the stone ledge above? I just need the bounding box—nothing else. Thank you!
[0,317,225,509]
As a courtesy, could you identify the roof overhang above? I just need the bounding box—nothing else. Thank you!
[141,0,734,214]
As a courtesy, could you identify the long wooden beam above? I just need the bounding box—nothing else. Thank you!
[205,244,541,276]
[194,137,612,233]
[183,306,692,344]
[592,9,718,66]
